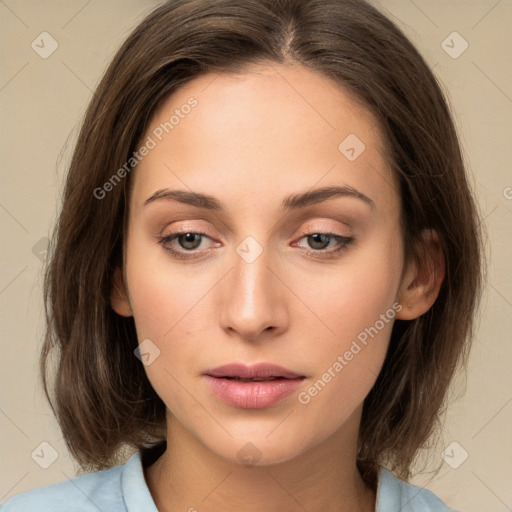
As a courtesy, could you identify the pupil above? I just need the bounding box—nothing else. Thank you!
[180,233,201,250]
[309,233,329,250]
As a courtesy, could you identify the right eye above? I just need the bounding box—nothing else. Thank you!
[157,231,217,260]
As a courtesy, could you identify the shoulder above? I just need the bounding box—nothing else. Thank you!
[0,452,143,512]
[376,467,461,512]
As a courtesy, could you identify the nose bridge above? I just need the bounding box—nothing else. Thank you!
[220,236,285,339]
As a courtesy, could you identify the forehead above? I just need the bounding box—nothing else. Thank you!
[131,62,399,216]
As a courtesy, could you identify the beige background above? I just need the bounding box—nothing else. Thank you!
[0,0,511,510]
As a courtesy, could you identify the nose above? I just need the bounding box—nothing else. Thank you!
[218,242,288,342]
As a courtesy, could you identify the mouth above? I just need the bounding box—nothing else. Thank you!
[203,363,306,409]
[204,362,305,380]
[220,376,286,382]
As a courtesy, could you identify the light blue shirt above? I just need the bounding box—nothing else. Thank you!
[1,451,458,511]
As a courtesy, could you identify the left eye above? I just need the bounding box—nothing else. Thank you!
[301,233,342,250]
[295,232,355,255]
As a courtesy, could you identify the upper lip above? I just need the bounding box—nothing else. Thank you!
[204,363,304,379]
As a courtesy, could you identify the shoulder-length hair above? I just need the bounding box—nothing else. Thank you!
[41,0,483,485]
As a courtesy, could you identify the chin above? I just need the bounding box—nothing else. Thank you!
[205,429,317,468]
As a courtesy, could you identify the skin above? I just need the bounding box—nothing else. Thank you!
[111,61,445,512]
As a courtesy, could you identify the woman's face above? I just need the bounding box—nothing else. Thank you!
[118,62,407,465]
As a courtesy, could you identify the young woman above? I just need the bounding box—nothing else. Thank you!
[1,0,483,510]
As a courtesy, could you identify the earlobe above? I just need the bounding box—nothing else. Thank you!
[395,229,445,321]
[111,266,133,317]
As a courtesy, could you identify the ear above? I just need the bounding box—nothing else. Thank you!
[111,266,133,317]
[395,229,445,320]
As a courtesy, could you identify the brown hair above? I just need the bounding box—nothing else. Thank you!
[41,0,484,486]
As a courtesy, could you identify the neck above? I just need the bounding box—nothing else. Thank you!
[144,409,375,512]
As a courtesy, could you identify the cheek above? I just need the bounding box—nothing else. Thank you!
[294,291,397,433]
[124,252,203,417]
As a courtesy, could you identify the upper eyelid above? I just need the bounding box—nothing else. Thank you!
[161,226,351,238]
[160,216,354,236]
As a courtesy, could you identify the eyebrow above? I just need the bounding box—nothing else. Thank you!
[144,185,376,211]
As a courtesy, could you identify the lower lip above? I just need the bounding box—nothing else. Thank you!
[204,376,305,409]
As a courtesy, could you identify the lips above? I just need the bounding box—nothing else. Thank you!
[203,363,306,409]
[204,363,304,380]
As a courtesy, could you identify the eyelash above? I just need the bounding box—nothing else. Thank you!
[157,230,355,260]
